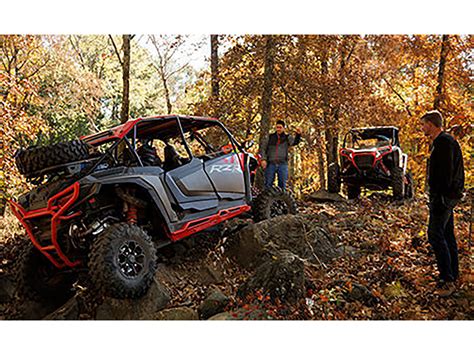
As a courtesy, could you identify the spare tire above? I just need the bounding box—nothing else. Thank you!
[15,140,91,178]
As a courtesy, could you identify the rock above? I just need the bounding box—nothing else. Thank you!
[171,243,188,257]
[155,307,199,320]
[155,263,181,285]
[208,311,232,320]
[337,245,362,259]
[198,289,230,319]
[359,241,380,254]
[333,281,378,306]
[43,295,80,320]
[197,264,224,286]
[237,252,305,305]
[95,278,170,320]
[307,190,346,203]
[13,299,59,320]
[208,306,272,320]
[226,214,340,270]
[224,222,266,269]
[0,274,15,303]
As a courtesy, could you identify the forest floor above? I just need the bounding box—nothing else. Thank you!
[0,191,472,320]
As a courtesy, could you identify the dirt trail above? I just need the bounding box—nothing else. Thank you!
[1,191,472,320]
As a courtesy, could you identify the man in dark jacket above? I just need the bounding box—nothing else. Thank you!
[421,110,465,297]
[260,120,302,191]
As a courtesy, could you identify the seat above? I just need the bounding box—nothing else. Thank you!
[163,145,184,170]
[137,140,162,167]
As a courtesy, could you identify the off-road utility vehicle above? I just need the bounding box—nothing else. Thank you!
[9,115,297,301]
[327,126,413,200]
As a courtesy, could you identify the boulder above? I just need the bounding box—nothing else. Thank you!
[237,252,305,305]
[0,274,15,304]
[226,214,340,270]
[155,307,199,320]
[197,264,224,286]
[155,263,181,286]
[208,306,272,320]
[95,278,170,320]
[208,311,232,320]
[12,299,59,320]
[332,280,379,306]
[307,190,346,203]
[198,289,230,320]
[43,295,80,320]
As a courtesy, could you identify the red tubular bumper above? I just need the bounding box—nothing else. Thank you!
[169,204,251,242]
[8,182,82,269]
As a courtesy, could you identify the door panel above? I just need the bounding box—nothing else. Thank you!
[165,158,218,210]
[204,153,246,200]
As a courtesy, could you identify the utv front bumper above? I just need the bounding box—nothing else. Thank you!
[8,182,82,269]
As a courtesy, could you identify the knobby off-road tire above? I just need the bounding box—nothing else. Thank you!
[405,171,414,199]
[15,239,77,304]
[252,187,298,222]
[88,223,157,299]
[327,162,341,193]
[391,166,405,200]
[15,140,90,177]
[345,184,361,199]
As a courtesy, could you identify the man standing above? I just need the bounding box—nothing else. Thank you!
[260,120,302,191]
[421,110,465,297]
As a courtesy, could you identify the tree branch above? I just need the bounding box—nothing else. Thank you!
[69,36,87,70]
[108,35,123,66]
[383,77,412,117]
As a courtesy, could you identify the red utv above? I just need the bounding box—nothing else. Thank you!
[327,126,413,200]
[9,115,297,301]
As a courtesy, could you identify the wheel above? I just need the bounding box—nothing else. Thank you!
[252,187,298,222]
[327,162,341,193]
[404,171,414,199]
[251,185,261,199]
[88,223,157,299]
[15,239,77,304]
[346,184,361,199]
[15,139,90,178]
[391,166,405,200]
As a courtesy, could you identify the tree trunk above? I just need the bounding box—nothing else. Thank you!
[211,35,219,98]
[120,35,131,123]
[161,71,172,114]
[434,35,449,110]
[321,52,333,188]
[316,133,326,190]
[259,35,275,149]
[326,109,340,169]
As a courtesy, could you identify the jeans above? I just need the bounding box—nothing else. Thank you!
[264,162,288,191]
[427,195,459,282]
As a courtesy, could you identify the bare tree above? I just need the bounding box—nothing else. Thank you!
[211,34,219,98]
[109,34,133,123]
[148,35,192,114]
[434,34,449,110]
[259,35,276,149]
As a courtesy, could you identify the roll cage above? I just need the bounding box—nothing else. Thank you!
[343,126,400,148]
[79,115,244,179]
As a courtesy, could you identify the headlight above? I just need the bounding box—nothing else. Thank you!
[340,149,352,158]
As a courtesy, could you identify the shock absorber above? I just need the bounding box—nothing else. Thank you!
[126,204,138,224]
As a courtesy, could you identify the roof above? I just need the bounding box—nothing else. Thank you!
[350,126,399,132]
[347,126,401,146]
[81,115,220,146]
